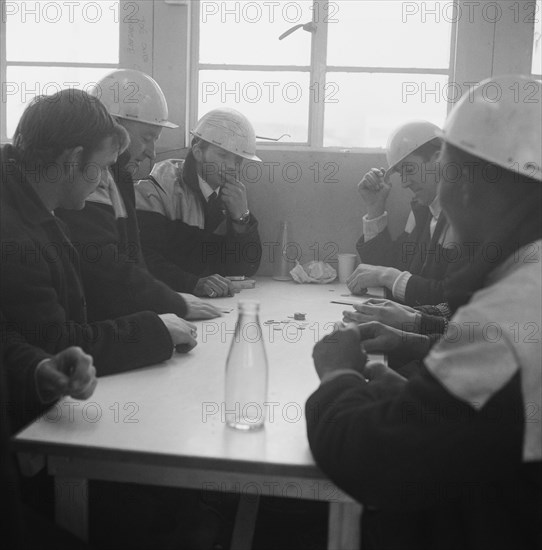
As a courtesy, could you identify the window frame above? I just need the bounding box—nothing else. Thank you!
[188,0,458,152]
[0,0,121,143]
[532,0,542,79]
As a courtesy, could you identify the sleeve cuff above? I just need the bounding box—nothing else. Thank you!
[435,303,452,320]
[34,358,60,404]
[362,211,388,241]
[391,271,412,301]
[320,369,367,385]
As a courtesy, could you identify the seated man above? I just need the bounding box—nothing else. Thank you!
[135,108,263,295]
[56,70,222,319]
[307,76,542,549]
[2,315,96,549]
[348,121,460,306]
[1,89,197,376]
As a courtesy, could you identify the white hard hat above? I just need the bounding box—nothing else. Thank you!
[191,108,261,162]
[91,69,178,129]
[440,75,541,182]
[385,120,441,177]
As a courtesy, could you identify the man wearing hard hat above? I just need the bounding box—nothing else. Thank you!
[307,75,541,549]
[347,121,458,306]
[56,69,220,322]
[134,108,262,295]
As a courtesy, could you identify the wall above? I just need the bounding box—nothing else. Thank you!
[153,147,412,275]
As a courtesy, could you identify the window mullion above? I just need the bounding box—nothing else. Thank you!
[188,0,201,145]
[308,0,328,148]
[1,0,7,141]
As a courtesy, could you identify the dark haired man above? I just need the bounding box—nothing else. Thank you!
[55,69,221,319]
[348,121,458,306]
[0,89,197,376]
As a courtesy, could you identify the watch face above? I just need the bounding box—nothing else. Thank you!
[234,211,250,224]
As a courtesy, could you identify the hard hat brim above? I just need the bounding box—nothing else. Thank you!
[386,135,440,179]
[240,152,262,162]
[159,120,180,129]
[438,129,542,182]
[190,132,262,162]
[114,114,179,129]
[385,153,412,180]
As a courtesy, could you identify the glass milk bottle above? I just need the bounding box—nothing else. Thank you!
[224,301,268,431]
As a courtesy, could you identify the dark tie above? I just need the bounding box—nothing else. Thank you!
[205,191,223,231]
[409,214,432,274]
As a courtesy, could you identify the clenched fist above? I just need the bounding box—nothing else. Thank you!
[357,168,391,219]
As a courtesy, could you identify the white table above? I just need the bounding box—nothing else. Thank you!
[15,278,383,550]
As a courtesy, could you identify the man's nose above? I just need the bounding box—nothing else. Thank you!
[400,174,413,189]
[144,142,156,161]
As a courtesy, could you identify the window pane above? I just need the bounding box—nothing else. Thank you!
[324,73,449,148]
[6,1,119,63]
[198,70,309,142]
[327,1,452,68]
[533,0,542,76]
[5,66,114,138]
[199,0,312,66]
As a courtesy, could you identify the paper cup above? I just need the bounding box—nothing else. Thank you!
[337,253,358,283]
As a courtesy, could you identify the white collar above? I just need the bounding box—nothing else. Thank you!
[429,195,441,221]
[86,170,127,218]
[198,175,218,202]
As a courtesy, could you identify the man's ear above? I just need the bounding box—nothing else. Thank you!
[192,142,203,163]
[430,149,441,164]
[63,146,84,166]
[460,178,472,208]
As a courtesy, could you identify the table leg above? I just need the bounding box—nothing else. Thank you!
[328,501,362,550]
[230,493,260,550]
[55,476,89,542]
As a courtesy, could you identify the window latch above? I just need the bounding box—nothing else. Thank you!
[279,21,317,41]
[256,134,291,142]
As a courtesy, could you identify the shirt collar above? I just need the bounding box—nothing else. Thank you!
[198,175,218,201]
[429,195,441,221]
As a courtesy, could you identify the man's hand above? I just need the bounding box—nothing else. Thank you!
[357,168,391,219]
[158,313,198,352]
[220,174,249,220]
[343,298,418,331]
[357,321,430,359]
[35,347,97,403]
[193,275,236,298]
[179,293,222,320]
[346,264,401,294]
[356,321,406,354]
[364,361,406,390]
[312,324,368,380]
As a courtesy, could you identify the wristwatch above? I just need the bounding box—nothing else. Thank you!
[232,209,251,225]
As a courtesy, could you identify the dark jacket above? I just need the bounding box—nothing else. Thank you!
[1,320,92,550]
[307,369,541,550]
[0,145,174,376]
[56,154,188,322]
[357,202,457,306]
[1,328,36,550]
[307,243,542,549]
[135,152,262,291]
[1,312,51,433]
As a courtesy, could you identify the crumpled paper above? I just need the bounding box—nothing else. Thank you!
[290,261,337,284]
